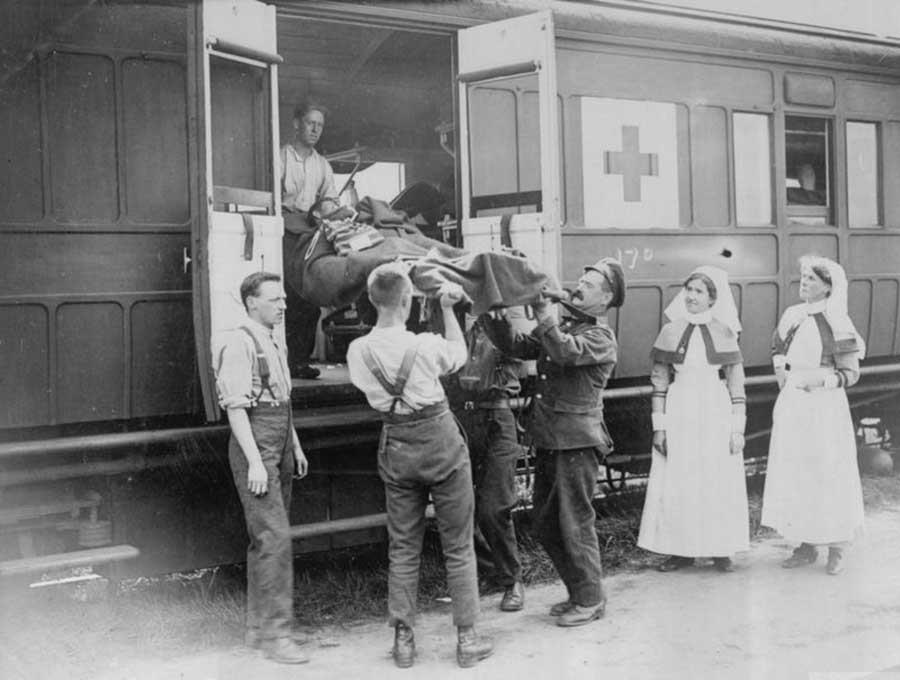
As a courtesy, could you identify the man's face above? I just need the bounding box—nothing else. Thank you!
[247,280,286,329]
[315,198,340,219]
[570,269,613,316]
[297,109,325,149]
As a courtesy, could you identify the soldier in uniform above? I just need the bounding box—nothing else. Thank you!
[484,258,624,627]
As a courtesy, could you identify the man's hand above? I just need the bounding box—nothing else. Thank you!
[652,430,667,457]
[439,282,465,309]
[293,442,308,478]
[730,432,745,456]
[247,460,268,496]
[531,295,553,324]
[775,367,787,390]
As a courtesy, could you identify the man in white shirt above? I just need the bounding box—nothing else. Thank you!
[281,101,339,380]
[347,263,493,669]
[215,271,309,664]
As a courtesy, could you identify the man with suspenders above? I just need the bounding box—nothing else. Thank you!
[215,272,310,664]
[346,262,493,669]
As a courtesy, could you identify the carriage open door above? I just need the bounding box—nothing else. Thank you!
[192,0,283,421]
[456,11,562,281]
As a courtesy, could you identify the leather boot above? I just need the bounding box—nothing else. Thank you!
[782,543,818,569]
[392,623,415,669]
[549,600,575,617]
[456,626,493,668]
[826,547,845,575]
[557,600,606,627]
[499,582,525,612]
[261,637,309,664]
[245,629,308,650]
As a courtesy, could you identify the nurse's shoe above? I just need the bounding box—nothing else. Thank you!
[782,543,818,568]
[713,557,735,572]
[657,555,693,572]
[825,547,845,575]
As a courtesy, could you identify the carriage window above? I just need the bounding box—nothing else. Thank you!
[846,122,880,228]
[334,162,406,207]
[467,73,541,217]
[785,116,832,224]
[209,54,272,195]
[733,112,772,226]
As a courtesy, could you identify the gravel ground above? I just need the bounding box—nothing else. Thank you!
[13,505,896,680]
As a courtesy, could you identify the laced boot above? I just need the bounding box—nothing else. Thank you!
[557,600,606,627]
[826,547,845,575]
[456,626,493,668]
[782,543,818,569]
[549,600,575,617]
[392,623,415,669]
[499,582,525,612]
[261,637,309,664]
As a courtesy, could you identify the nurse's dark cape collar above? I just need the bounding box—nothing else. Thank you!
[650,317,743,365]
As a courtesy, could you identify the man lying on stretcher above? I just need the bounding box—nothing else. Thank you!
[284,196,557,320]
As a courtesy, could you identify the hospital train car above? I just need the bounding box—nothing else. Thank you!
[1,0,899,579]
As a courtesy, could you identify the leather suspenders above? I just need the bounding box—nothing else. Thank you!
[360,343,419,414]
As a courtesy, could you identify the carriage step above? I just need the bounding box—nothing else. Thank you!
[0,544,139,577]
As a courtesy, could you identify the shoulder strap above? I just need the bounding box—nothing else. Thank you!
[360,342,420,412]
[239,326,277,401]
[499,213,513,249]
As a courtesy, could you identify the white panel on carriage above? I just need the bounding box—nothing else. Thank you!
[203,0,277,59]
[581,98,679,229]
[734,112,773,227]
[208,213,285,363]
[457,10,560,281]
[457,11,551,78]
[846,121,880,228]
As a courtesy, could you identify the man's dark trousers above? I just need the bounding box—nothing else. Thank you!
[459,405,522,587]
[228,403,296,641]
[533,447,605,607]
[378,403,479,628]
[283,229,321,367]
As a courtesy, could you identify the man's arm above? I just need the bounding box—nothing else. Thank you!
[291,427,308,478]
[225,407,269,496]
[319,157,339,202]
[436,283,468,372]
[532,305,617,367]
[481,311,542,360]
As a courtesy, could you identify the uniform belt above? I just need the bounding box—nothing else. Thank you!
[463,397,511,410]
[252,400,290,409]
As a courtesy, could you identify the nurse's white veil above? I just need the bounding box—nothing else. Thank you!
[664,265,741,334]
[802,255,866,359]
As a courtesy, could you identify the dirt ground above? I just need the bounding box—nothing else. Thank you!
[23,505,894,680]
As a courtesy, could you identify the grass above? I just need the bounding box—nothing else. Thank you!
[2,470,898,678]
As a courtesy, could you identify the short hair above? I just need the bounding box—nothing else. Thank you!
[799,255,833,290]
[240,271,281,309]
[683,272,718,302]
[294,100,328,122]
[308,197,341,227]
[367,263,412,309]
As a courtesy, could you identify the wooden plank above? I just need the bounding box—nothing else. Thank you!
[0,545,139,577]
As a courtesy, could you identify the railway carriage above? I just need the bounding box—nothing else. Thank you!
[1,0,899,578]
